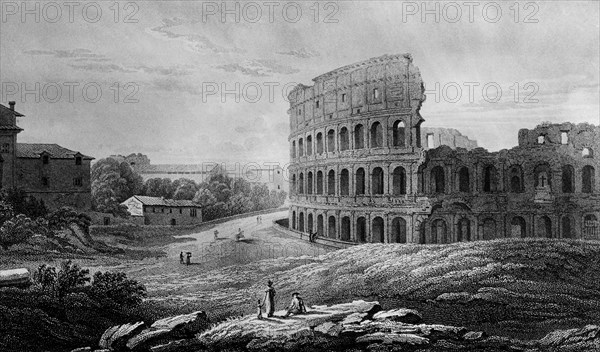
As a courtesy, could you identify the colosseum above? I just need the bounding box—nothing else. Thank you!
[287,54,600,245]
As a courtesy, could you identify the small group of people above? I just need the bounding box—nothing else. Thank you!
[308,230,318,243]
[256,216,263,224]
[257,280,307,319]
[179,251,192,265]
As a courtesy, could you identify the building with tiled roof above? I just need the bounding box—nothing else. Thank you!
[0,102,93,209]
[121,195,202,225]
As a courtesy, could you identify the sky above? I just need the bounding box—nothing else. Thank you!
[1,0,598,167]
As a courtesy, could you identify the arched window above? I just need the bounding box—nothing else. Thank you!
[298,173,304,194]
[372,167,384,195]
[317,214,324,236]
[355,168,366,195]
[393,120,406,147]
[327,129,335,153]
[458,167,470,192]
[582,147,593,158]
[431,219,448,244]
[391,217,407,243]
[316,171,323,195]
[536,216,552,238]
[370,122,383,148]
[292,211,296,230]
[341,217,351,241]
[306,135,312,156]
[291,141,296,158]
[372,217,384,243]
[562,165,574,193]
[340,169,349,196]
[430,166,445,193]
[537,135,545,144]
[299,212,305,232]
[298,138,304,157]
[307,172,313,194]
[483,165,498,192]
[392,167,406,195]
[339,127,349,151]
[291,174,296,194]
[327,170,335,195]
[354,124,365,149]
[482,218,496,240]
[316,133,323,154]
[583,214,599,239]
[457,218,471,241]
[582,165,595,193]
[356,217,367,242]
[511,216,527,238]
[509,165,524,193]
[328,216,336,239]
[561,216,574,239]
[308,213,314,233]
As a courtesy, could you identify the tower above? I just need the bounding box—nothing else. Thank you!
[0,101,23,189]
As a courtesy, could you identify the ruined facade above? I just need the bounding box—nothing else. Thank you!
[287,54,600,244]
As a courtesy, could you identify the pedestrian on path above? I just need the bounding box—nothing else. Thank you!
[179,251,184,264]
[186,252,192,266]
[262,279,276,317]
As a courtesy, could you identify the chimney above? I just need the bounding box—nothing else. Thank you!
[8,101,15,111]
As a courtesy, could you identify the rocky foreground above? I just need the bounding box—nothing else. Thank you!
[73,300,600,352]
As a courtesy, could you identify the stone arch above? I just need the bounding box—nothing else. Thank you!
[340,169,350,196]
[354,124,365,149]
[583,214,599,239]
[355,168,366,195]
[316,132,324,154]
[291,174,297,194]
[508,164,524,193]
[562,165,575,193]
[392,166,407,195]
[372,216,384,243]
[391,217,407,243]
[511,216,527,238]
[483,165,498,192]
[370,121,383,148]
[341,216,351,241]
[534,163,552,189]
[316,171,323,195]
[430,166,445,194]
[307,171,313,194]
[457,217,471,241]
[431,219,448,244]
[291,140,296,158]
[392,120,406,147]
[292,211,296,230]
[299,212,305,232]
[339,127,350,151]
[536,215,552,238]
[306,135,312,155]
[327,170,336,195]
[458,166,470,193]
[328,216,336,239]
[561,215,574,239]
[356,217,367,242]
[327,129,336,153]
[582,165,595,193]
[298,138,304,157]
[317,214,324,236]
[308,213,314,233]
[372,167,384,195]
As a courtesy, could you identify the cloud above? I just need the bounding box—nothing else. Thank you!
[135,65,193,76]
[276,48,321,59]
[150,17,245,54]
[150,78,201,95]
[215,59,299,77]
[68,63,137,73]
[23,48,106,60]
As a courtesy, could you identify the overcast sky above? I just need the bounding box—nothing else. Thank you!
[1,1,598,166]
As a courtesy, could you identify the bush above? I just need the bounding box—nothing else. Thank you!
[46,207,92,234]
[90,271,147,306]
[0,214,40,250]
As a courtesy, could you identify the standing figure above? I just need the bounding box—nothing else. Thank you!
[256,299,264,320]
[257,216,260,224]
[214,229,219,240]
[179,251,184,264]
[186,252,192,266]
[262,280,276,317]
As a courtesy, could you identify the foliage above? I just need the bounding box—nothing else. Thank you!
[90,271,147,306]
[91,158,143,216]
[1,189,47,218]
[172,178,199,200]
[0,200,14,227]
[46,207,92,234]
[55,260,90,299]
[144,178,174,198]
[0,214,41,250]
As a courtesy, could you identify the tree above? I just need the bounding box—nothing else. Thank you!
[90,271,146,306]
[91,158,144,216]
[0,214,39,250]
[55,260,90,299]
[2,189,47,218]
[172,178,199,200]
[144,178,173,198]
[46,207,92,234]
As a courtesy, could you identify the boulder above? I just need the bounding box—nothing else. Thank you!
[356,332,429,345]
[314,322,342,337]
[463,331,487,340]
[341,312,368,325]
[372,308,422,324]
[539,325,600,347]
[98,322,145,350]
[126,311,209,351]
[0,268,30,288]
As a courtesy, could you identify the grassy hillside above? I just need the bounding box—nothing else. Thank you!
[236,238,600,340]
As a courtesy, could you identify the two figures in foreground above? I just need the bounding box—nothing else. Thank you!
[257,279,306,319]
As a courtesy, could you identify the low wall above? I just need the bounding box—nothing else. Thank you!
[90,207,288,237]
[272,219,358,250]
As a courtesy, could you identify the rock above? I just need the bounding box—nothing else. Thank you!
[98,321,145,350]
[0,268,30,288]
[463,331,487,340]
[149,339,204,352]
[356,332,429,345]
[372,308,422,324]
[126,311,209,351]
[69,348,91,352]
[314,322,343,337]
[341,312,368,325]
[539,325,600,347]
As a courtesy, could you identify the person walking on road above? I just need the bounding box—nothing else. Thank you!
[179,251,184,264]
[262,280,276,317]
[214,229,219,240]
